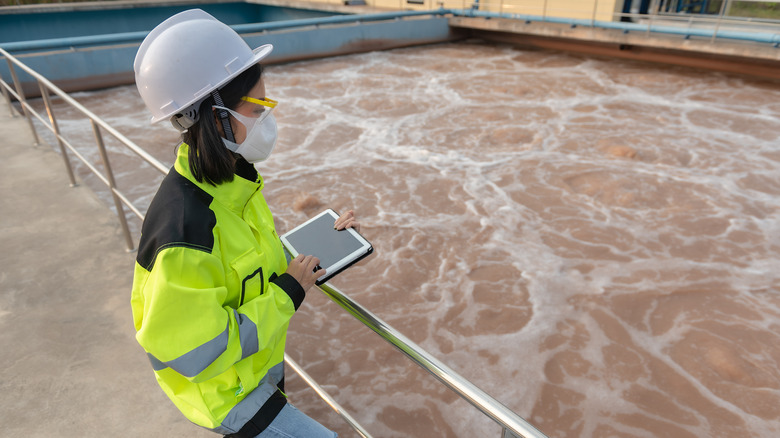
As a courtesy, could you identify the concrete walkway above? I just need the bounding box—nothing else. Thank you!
[0,106,212,436]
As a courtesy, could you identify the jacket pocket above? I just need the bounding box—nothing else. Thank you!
[231,248,266,307]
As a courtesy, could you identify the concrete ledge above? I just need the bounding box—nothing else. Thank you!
[451,16,780,80]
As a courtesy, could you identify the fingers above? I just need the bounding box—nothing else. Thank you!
[288,254,326,291]
[334,210,361,233]
[333,210,354,229]
[296,254,323,275]
[303,254,323,276]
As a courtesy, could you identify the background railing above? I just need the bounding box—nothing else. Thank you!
[441,0,780,45]
[304,0,780,43]
[0,43,546,438]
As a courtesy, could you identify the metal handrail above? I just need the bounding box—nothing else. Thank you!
[0,45,546,437]
[0,47,166,251]
[285,354,373,438]
[318,282,547,438]
[0,47,377,437]
[444,6,780,45]
[0,54,169,175]
[1,3,776,435]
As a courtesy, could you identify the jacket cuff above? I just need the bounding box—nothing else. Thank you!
[271,273,305,310]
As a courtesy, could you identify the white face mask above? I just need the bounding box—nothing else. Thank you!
[213,105,278,163]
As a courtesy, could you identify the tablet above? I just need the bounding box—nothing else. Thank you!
[280,209,373,285]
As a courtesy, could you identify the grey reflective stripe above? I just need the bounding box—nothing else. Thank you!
[146,312,257,376]
[217,361,286,433]
[267,360,284,382]
[148,352,167,371]
[235,309,259,360]
[158,321,230,378]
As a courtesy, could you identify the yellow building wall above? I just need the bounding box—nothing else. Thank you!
[303,0,621,21]
[483,0,621,21]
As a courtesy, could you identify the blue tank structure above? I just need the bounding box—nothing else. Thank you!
[0,2,455,98]
[2,1,778,97]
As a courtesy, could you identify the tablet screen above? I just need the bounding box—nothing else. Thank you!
[281,210,372,284]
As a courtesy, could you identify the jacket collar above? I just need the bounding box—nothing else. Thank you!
[174,143,264,215]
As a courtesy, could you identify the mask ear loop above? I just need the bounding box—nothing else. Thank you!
[211,90,235,143]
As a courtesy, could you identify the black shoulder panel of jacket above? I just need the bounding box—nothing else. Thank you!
[137,169,217,271]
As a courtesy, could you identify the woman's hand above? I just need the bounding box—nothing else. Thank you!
[285,254,326,292]
[334,210,360,233]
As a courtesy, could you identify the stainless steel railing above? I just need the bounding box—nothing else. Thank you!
[0,45,369,435]
[1,46,166,252]
[318,282,547,438]
[0,46,546,437]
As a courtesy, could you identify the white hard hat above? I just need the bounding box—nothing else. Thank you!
[134,9,273,124]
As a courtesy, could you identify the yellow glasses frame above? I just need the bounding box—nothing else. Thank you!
[241,96,278,109]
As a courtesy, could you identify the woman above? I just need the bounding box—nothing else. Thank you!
[130,9,357,438]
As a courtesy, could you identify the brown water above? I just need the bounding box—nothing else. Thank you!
[30,41,780,437]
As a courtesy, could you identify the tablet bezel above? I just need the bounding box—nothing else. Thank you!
[280,209,372,285]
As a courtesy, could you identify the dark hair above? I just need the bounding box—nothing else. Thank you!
[182,63,263,185]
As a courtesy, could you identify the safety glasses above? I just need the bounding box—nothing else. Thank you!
[239,96,277,124]
[241,96,277,109]
[213,96,278,129]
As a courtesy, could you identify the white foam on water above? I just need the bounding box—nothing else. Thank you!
[29,41,780,437]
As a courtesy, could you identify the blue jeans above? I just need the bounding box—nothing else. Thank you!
[254,404,337,438]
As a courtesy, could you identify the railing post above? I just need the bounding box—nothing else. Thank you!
[285,354,373,438]
[0,70,15,117]
[648,0,656,35]
[647,5,656,37]
[711,0,728,42]
[724,0,733,16]
[5,57,41,145]
[542,0,548,20]
[38,83,78,187]
[591,0,598,26]
[503,427,522,438]
[90,120,136,252]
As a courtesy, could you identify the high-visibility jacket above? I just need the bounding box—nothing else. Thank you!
[130,143,304,434]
